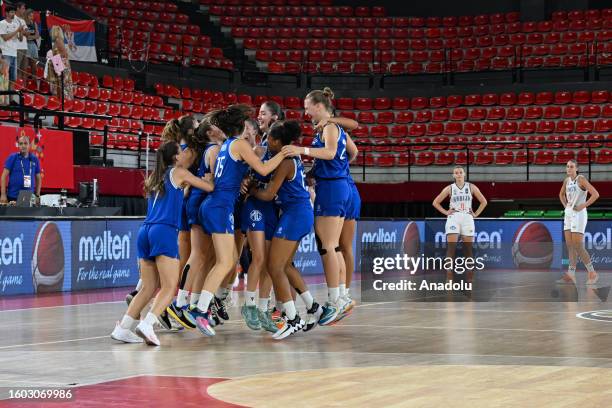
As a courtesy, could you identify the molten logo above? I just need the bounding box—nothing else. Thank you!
[584,228,612,250]
[0,235,23,266]
[78,231,130,262]
[362,228,397,243]
[435,230,502,249]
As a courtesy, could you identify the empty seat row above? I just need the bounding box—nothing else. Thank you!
[210,5,385,17]
[74,0,178,13]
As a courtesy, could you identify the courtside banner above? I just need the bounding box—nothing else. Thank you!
[71,220,139,291]
[576,220,612,269]
[0,126,74,190]
[46,15,97,62]
[294,228,323,276]
[0,221,71,296]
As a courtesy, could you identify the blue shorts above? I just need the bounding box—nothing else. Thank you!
[241,196,278,241]
[178,199,190,232]
[345,182,361,220]
[314,179,350,217]
[137,223,179,261]
[275,204,314,241]
[186,192,207,228]
[199,194,235,235]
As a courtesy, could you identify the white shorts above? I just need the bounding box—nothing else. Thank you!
[445,212,475,237]
[564,208,587,234]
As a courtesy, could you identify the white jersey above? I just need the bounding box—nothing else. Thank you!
[565,176,587,208]
[449,182,473,214]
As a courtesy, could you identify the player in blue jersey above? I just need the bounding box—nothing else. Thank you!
[282,87,350,325]
[126,115,198,330]
[250,120,325,339]
[313,115,360,322]
[189,105,288,336]
[111,141,214,346]
[240,101,285,331]
[167,117,224,329]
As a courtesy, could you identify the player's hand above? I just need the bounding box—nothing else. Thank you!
[0,194,7,204]
[446,209,455,216]
[574,203,586,212]
[35,196,40,206]
[281,145,303,157]
[240,177,251,195]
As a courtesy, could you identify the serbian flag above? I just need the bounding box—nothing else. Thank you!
[46,15,97,62]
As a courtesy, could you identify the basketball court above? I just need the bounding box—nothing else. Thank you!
[2,274,612,407]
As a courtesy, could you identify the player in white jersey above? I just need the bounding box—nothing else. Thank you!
[557,160,600,285]
[433,166,487,282]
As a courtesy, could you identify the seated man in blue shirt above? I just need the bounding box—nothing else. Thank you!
[1,135,41,205]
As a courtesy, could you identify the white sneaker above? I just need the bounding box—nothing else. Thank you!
[586,272,599,285]
[111,323,144,344]
[135,321,160,346]
[272,315,305,340]
[556,273,576,284]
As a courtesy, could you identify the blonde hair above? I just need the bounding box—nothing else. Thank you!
[305,87,335,113]
[50,25,65,43]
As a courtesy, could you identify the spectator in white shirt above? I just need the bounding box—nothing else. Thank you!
[0,6,25,82]
[15,2,29,80]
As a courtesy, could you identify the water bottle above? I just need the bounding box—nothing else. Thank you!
[92,179,98,206]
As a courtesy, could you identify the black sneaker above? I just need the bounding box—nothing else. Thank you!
[125,290,138,306]
[212,296,229,321]
[272,315,305,340]
[208,306,222,326]
[158,310,172,330]
[303,302,323,332]
[166,301,196,329]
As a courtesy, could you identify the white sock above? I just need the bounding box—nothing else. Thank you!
[300,291,314,309]
[328,287,340,303]
[283,300,297,320]
[135,279,143,291]
[215,287,227,299]
[176,289,189,307]
[339,284,346,297]
[144,312,158,327]
[276,300,282,311]
[585,263,596,273]
[258,297,270,311]
[190,292,201,306]
[245,291,257,307]
[197,290,214,311]
[119,314,135,330]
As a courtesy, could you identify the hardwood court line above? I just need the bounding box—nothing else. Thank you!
[0,335,110,350]
[0,301,124,313]
[360,307,593,314]
[335,323,612,334]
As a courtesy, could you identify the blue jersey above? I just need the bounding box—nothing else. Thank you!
[275,157,310,212]
[252,133,272,185]
[311,124,349,180]
[189,143,217,201]
[211,137,249,200]
[144,168,183,227]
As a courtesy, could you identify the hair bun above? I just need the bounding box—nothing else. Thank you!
[322,87,335,100]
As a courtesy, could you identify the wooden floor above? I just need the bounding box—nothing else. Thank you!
[1,278,612,407]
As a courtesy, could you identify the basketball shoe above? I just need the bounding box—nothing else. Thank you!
[135,321,160,346]
[303,301,323,332]
[273,315,305,340]
[167,302,195,329]
[241,305,261,330]
[212,296,229,321]
[111,324,143,344]
[257,309,278,333]
[318,301,340,326]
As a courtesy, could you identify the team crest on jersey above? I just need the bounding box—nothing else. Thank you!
[221,144,227,152]
[250,210,263,222]
[576,310,612,323]
[229,213,234,228]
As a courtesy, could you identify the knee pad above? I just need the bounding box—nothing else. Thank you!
[315,233,328,256]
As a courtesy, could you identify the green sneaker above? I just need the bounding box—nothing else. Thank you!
[241,305,261,330]
[258,309,279,333]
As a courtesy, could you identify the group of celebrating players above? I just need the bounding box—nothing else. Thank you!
[110,87,362,345]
